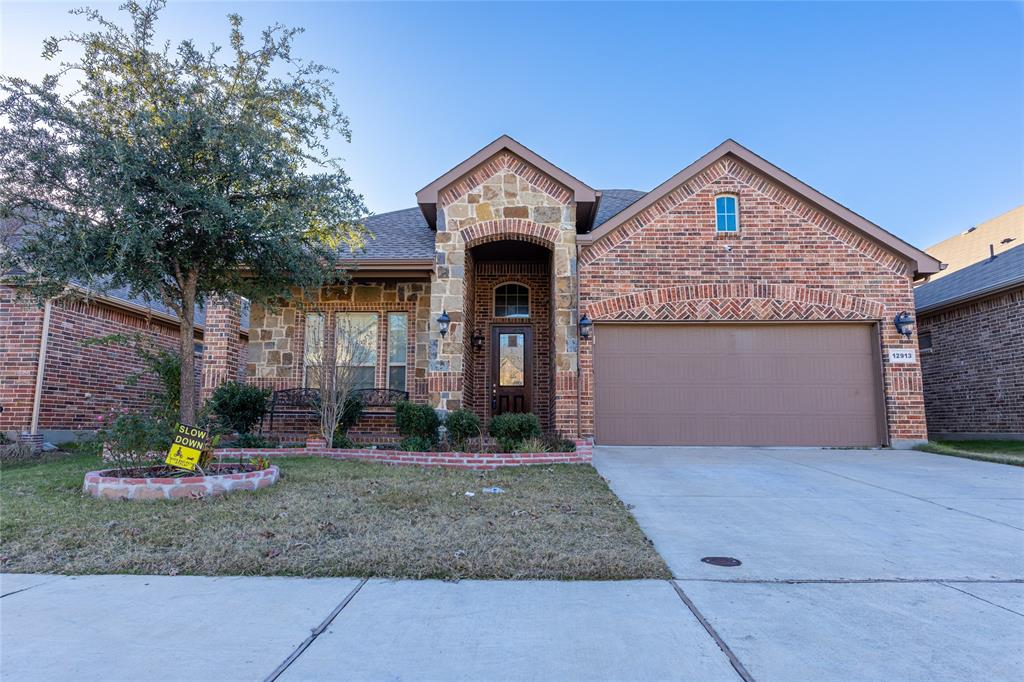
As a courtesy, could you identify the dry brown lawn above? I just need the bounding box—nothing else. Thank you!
[0,454,670,580]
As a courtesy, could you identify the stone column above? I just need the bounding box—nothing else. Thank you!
[199,295,242,404]
[427,229,466,410]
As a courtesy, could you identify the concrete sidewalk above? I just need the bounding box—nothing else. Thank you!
[0,574,738,682]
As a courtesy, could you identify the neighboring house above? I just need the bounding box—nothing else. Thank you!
[921,205,1023,281]
[915,209,1024,440]
[201,136,941,448]
[1,220,250,444]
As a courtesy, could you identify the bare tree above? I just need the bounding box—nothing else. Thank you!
[306,314,375,447]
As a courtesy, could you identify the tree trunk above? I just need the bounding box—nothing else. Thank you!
[178,284,197,425]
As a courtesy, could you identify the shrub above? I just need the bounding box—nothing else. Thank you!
[399,435,434,452]
[395,401,440,444]
[206,382,270,435]
[332,433,353,449]
[515,437,548,453]
[488,412,542,452]
[335,391,364,432]
[101,412,173,471]
[444,409,481,451]
[234,433,275,448]
[543,433,577,453]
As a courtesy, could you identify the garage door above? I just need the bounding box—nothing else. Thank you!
[593,323,884,446]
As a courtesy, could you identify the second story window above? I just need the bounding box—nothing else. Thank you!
[715,195,739,232]
[495,283,529,318]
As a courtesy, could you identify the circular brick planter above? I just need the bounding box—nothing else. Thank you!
[83,465,280,501]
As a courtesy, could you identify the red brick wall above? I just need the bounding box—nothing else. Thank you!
[468,261,553,431]
[1,286,186,433]
[0,286,44,432]
[918,287,1024,436]
[579,157,927,444]
[2,285,247,435]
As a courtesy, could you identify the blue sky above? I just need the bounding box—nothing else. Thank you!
[2,1,1022,247]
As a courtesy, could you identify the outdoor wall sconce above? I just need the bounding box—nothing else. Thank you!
[472,331,485,350]
[437,310,451,338]
[893,311,914,338]
[579,314,593,340]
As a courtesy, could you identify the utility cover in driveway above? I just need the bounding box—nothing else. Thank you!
[593,323,884,446]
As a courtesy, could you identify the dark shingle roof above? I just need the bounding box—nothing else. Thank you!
[350,208,436,260]
[915,243,1024,312]
[594,189,647,229]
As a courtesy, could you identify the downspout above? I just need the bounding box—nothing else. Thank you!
[29,299,53,436]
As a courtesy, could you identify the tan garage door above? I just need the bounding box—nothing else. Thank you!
[594,323,885,446]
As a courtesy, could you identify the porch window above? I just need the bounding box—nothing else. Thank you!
[303,313,325,388]
[715,194,739,232]
[335,312,378,391]
[495,283,529,318]
[387,312,408,391]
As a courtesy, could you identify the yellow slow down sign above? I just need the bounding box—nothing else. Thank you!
[165,423,209,471]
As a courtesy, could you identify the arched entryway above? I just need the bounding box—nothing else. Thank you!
[463,239,555,432]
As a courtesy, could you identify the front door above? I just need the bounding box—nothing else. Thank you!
[491,326,532,415]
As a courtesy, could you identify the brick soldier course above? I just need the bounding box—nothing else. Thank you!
[196,135,941,447]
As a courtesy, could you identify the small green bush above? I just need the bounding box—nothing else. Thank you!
[234,433,275,448]
[395,401,440,444]
[399,435,434,452]
[488,412,542,452]
[339,393,364,430]
[332,433,353,449]
[543,433,577,453]
[206,382,271,435]
[444,409,481,451]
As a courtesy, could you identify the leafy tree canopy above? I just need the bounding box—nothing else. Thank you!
[0,0,368,421]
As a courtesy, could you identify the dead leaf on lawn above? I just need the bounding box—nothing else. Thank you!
[265,548,281,559]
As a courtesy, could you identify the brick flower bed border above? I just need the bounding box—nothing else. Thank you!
[214,438,595,470]
[83,465,280,500]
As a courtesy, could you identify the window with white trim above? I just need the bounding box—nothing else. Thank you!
[335,312,378,391]
[303,313,325,388]
[715,194,739,232]
[387,312,408,391]
[494,283,529,318]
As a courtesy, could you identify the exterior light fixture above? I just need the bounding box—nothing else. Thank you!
[472,330,485,350]
[437,310,451,338]
[893,311,914,339]
[579,314,593,340]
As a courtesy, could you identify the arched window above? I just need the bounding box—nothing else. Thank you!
[494,283,529,318]
[715,194,739,232]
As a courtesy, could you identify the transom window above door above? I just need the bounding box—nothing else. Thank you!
[494,283,529,318]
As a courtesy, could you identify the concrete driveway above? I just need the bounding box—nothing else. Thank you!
[594,446,1024,681]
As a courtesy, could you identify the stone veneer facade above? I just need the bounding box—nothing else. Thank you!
[245,281,432,399]
[429,151,579,434]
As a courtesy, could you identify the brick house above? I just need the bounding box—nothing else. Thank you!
[202,136,941,448]
[1,235,249,444]
[915,208,1024,440]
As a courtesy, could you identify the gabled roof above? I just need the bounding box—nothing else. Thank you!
[416,135,598,230]
[577,139,942,278]
[924,204,1023,281]
[915,243,1024,313]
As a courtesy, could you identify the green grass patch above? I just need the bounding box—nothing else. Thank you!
[915,440,1024,467]
[0,454,670,580]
